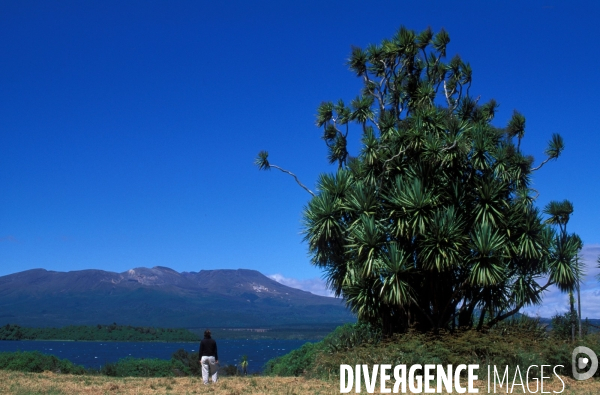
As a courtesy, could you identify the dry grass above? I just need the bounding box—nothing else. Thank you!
[0,371,338,395]
[0,371,599,395]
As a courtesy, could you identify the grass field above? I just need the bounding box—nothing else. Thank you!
[1,371,599,395]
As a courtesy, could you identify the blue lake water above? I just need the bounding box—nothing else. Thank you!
[0,339,314,373]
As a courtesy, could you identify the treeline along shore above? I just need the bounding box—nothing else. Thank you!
[0,323,199,342]
[0,323,339,342]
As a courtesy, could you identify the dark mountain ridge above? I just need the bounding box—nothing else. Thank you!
[0,267,355,328]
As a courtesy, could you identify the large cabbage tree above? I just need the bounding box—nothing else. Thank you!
[256,27,579,334]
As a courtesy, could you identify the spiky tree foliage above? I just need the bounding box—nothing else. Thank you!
[256,27,578,334]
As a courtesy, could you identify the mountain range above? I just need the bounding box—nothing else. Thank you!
[0,267,355,328]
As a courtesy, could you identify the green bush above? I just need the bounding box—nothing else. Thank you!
[220,364,240,376]
[551,311,593,340]
[263,342,319,376]
[322,322,382,352]
[100,352,240,378]
[0,351,86,374]
[265,320,600,381]
[100,357,186,377]
[170,348,200,376]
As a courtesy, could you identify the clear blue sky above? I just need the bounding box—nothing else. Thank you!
[1,1,599,316]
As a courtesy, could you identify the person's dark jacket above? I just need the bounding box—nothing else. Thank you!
[199,337,218,360]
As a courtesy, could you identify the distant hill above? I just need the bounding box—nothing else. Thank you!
[0,267,355,328]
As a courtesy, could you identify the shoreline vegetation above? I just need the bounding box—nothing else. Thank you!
[0,323,340,342]
[264,319,600,380]
[0,324,199,342]
[1,318,600,393]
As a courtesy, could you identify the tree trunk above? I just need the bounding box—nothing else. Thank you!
[577,281,582,340]
[570,291,575,342]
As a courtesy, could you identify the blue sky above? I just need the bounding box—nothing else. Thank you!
[1,1,599,318]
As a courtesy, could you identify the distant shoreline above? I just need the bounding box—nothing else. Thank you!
[1,323,338,342]
[0,339,199,343]
[0,324,200,343]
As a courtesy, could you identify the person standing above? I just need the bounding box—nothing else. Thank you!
[199,329,219,384]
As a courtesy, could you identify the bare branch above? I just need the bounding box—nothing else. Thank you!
[531,157,552,172]
[443,80,457,110]
[268,165,315,197]
[383,146,407,168]
[487,279,554,327]
[441,140,457,152]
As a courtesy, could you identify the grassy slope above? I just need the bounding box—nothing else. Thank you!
[265,321,600,384]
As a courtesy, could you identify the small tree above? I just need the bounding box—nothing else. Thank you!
[543,201,583,340]
[257,26,579,334]
[240,355,248,375]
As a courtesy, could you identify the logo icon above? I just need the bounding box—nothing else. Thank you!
[572,346,598,380]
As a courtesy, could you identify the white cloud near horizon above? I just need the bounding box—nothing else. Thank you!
[268,274,335,297]
[522,244,600,319]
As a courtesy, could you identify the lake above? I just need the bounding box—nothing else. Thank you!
[0,339,314,373]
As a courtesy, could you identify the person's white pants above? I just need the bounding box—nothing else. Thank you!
[201,356,218,384]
